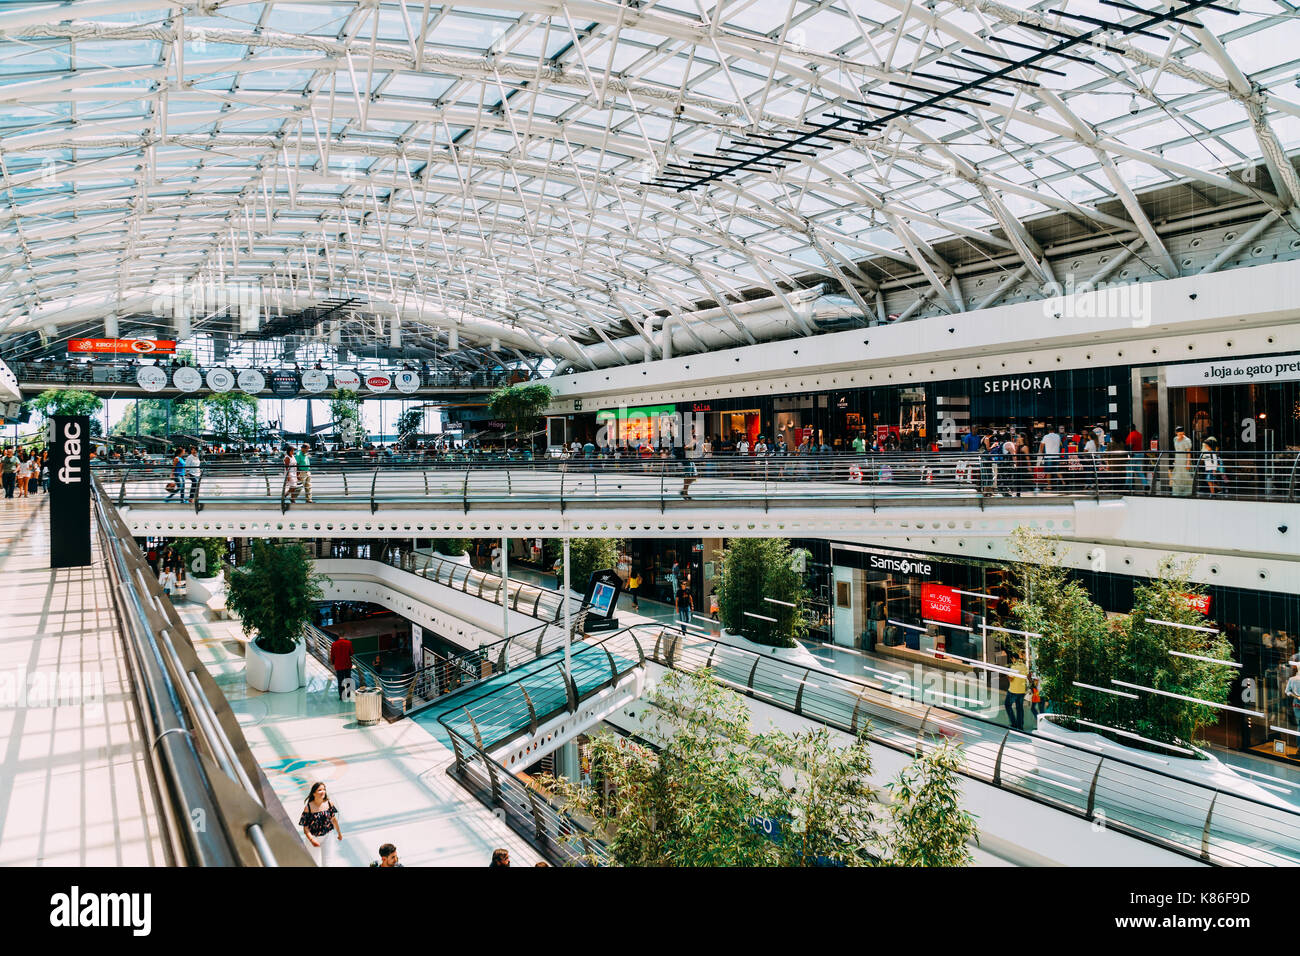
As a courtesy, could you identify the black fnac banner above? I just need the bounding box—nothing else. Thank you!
[49,414,91,568]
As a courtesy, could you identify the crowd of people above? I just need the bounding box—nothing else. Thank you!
[1,447,48,498]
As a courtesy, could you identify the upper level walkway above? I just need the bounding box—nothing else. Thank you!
[101,453,1300,590]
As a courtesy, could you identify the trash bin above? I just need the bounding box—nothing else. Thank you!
[354,687,382,726]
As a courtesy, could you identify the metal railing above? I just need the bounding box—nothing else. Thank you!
[91,477,313,866]
[436,618,1300,866]
[94,448,1300,514]
[11,359,534,391]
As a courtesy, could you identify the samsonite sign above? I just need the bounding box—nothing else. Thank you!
[48,415,91,568]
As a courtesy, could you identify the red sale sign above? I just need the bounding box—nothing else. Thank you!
[922,583,962,625]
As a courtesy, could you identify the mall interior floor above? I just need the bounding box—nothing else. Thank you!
[178,601,541,867]
[0,497,165,866]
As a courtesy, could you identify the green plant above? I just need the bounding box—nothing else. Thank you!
[203,392,259,442]
[715,538,810,647]
[329,389,363,445]
[224,539,328,654]
[110,398,204,438]
[172,537,227,579]
[885,739,978,866]
[433,538,471,556]
[1010,529,1232,751]
[30,388,104,435]
[541,668,978,867]
[543,537,622,590]
[396,408,424,448]
[488,382,553,438]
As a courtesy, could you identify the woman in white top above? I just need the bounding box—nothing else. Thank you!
[15,455,31,498]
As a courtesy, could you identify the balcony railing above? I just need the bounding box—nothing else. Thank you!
[95,449,1300,513]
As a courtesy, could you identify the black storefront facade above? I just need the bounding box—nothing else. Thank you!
[573,366,1131,453]
[814,538,1300,762]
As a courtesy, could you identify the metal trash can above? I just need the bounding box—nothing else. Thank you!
[354,687,382,726]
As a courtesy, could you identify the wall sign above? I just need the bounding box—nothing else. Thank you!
[69,337,176,355]
[982,374,1055,394]
[136,366,167,392]
[206,367,234,393]
[237,369,265,394]
[393,370,420,393]
[334,370,361,391]
[301,369,328,393]
[366,374,392,393]
[48,415,91,568]
[922,583,962,624]
[269,370,300,397]
[172,366,202,392]
[1181,593,1213,615]
[1166,355,1300,388]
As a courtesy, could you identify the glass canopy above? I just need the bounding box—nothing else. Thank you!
[0,0,1296,369]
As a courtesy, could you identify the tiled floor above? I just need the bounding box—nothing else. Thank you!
[178,602,541,867]
[0,496,165,866]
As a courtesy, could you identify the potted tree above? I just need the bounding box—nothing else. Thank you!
[432,537,473,567]
[172,536,229,607]
[488,382,553,450]
[226,539,328,693]
[715,538,821,665]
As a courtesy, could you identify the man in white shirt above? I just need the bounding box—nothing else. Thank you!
[185,447,201,502]
[737,438,750,456]
[1039,429,1062,490]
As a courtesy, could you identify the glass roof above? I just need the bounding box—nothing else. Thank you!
[0,0,1297,369]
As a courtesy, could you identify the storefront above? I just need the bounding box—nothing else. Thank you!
[1164,354,1300,451]
[828,544,1016,663]
[594,402,679,447]
[823,539,1300,762]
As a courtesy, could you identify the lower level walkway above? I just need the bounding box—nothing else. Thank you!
[0,496,165,866]
[177,600,541,867]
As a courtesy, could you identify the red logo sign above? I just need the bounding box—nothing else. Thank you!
[367,376,391,388]
[68,338,177,355]
[922,583,962,625]
[1181,593,1212,615]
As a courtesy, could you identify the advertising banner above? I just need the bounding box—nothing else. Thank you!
[237,369,265,394]
[172,366,202,392]
[136,366,167,392]
[68,338,176,355]
[269,370,300,397]
[334,370,361,391]
[921,582,962,624]
[206,367,234,393]
[301,369,328,393]
[1166,355,1300,388]
[393,369,421,393]
[365,373,392,393]
[1181,593,1213,615]
[48,415,92,568]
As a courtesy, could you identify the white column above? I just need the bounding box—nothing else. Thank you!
[563,536,572,677]
[501,534,510,649]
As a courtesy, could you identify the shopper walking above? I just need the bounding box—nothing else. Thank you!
[1170,425,1194,497]
[185,446,201,502]
[370,843,402,867]
[1004,654,1028,731]
[15,452,30,498]
[165,452,185,501]
[627,570,641,610]
[299,782,343,866]
[675,581,693,630]
[330,634,354,700]
[1199,437,1223,497]
[296,444,314,502]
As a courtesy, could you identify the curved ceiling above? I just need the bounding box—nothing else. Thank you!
[0,0,1298,369]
